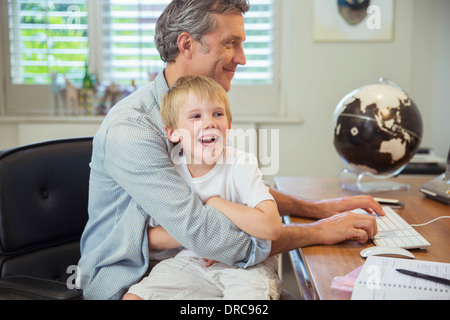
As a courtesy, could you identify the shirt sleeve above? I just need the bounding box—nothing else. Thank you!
[232,151,275,208]
[102,116,269,268]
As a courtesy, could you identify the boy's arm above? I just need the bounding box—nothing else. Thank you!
[205,197,281,241]
[147,225,181,250]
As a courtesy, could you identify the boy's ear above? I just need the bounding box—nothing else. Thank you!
[165,126,180,143]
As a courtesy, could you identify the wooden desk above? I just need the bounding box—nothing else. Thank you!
[275,175,450,300]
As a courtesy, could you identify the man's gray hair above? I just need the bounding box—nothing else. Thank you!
[155,0,250,63]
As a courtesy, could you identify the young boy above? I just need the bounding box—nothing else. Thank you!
[124,75,282,300]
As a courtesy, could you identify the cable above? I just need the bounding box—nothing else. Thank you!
[410,216,450,227]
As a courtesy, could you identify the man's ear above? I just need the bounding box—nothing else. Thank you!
[165,126,180,143]
[177,32,194,60]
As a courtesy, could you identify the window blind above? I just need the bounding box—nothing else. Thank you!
[8,0,273,86]
[101,0,274,86]
[8,0,89,85]
[101,0,168,86]
[238,0,274,85]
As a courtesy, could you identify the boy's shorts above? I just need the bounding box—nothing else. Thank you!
[126,255,282,300]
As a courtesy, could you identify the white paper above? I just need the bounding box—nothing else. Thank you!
[352,256,450,300]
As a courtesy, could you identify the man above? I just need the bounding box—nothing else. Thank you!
[78,0,383,300]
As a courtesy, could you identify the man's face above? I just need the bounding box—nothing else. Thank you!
[190,13,247,92]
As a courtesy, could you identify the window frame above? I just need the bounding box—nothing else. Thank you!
[0,0,284,117]
[0,3,6,114]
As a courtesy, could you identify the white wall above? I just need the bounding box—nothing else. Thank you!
[263,0,449,180]
[410,0,450,159]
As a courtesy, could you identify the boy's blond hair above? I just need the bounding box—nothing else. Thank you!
[161,75,232,130]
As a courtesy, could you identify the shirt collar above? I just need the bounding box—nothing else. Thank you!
[153,69,170,107]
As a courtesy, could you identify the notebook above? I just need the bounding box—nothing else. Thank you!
[351,256,450,300]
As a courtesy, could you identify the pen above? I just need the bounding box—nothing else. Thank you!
[396,269,450,286]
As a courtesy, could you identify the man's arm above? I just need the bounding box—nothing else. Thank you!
[147,226,181,250]
[268,188,383,256]
[269,188,385,219]
[270,212,377,256]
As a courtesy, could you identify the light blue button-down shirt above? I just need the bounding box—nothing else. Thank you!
[77,71,270,300]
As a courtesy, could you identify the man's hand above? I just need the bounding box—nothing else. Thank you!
[317,195,385,219]
[313,211,378,245]
[270,210,379,256]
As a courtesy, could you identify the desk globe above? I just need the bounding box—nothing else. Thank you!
[332,79,423,192]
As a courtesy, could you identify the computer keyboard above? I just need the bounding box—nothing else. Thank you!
[354,206,430,250]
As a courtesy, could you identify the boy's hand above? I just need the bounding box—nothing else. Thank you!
[202,258,218,267]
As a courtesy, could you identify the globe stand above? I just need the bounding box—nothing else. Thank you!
[339,168,410,193]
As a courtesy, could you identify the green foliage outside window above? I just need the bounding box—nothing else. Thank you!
[10,1,273,86]
[11,1,88,85]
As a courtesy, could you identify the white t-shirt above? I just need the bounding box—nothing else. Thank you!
[148,146,275,260]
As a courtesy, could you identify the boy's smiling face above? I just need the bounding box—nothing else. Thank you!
[166,92,230,167]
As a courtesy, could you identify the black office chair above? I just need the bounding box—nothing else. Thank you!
[0,137,93,300]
